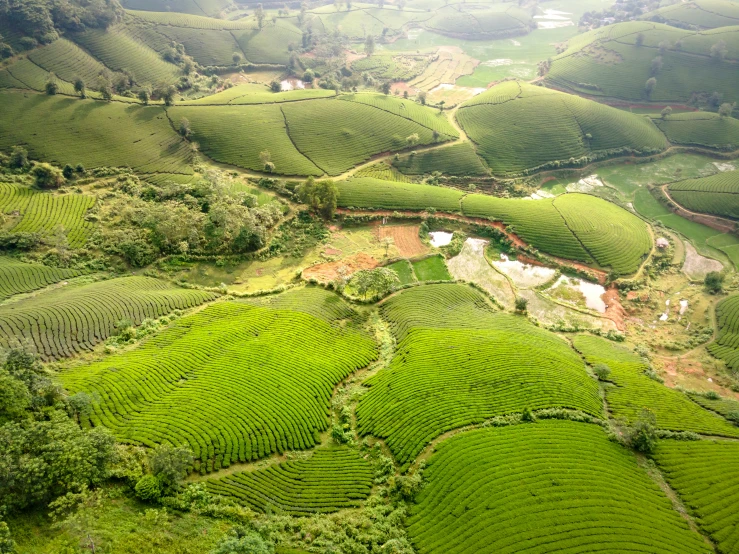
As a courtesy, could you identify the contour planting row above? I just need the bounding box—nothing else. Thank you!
[654,439,739,554]
[0,257,81,300]
[356,285,603,467]
[206,448,373,515]
[708,294,739,372]
[653,112,739,150]
[62,294,377,473]
[668,168,739,219]
[0,183,96,247]
[574,335,739,436]
[407,421,711,554]
[0,276,216,360]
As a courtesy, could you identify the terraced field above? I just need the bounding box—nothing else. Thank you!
[0,257,81,300]
[407,421,712,554]
[0,183,96,246]
[547,21,739,103]
[0,276,216,360]
[654,439,739,554]
[457,82,668,175]
[668,169,739,218]
[206,448,373,514]
[392,142,489,176]
[356,285,602,467]
[0,91,192,174]
[61,290,377,472]
[708,294,739,372]
[654,112,739,150]
[575,335,739,436]
[408,47,478,92]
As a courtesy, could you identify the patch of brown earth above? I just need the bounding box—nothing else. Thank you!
[302,252,378,283]
[603,286,625,331]
[379,225,427,256]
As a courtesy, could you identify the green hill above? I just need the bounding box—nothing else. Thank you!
[653,112,739,149]
[456,81,668,175]
[120,0,233,17]
[546,21,739,103]
[642,0,739,29]
[668,168,739,218]
[424,3,534,40]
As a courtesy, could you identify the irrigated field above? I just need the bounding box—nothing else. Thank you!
[0,92,193,174]
[654,439,739,554]
[407,421,711,554]
[575,335,739,436]
[0,257,81,300]
[206,448,373,514]
[356,285,603,467]
[0,276,216,359]
[61,289,377,473]
[457,81,668,175]
[668,169,739,218]
[0,182,96,247]
[708,294,739,372]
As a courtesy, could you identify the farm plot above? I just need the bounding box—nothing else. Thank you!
[356,284,602,466]
[234,20,303,65]
[281,99,453,175]
[0,92,192,174]
[424,4,533,40]
[641,0,739,29]
[0,276,216,360]
[408,47,478,92]
[168,104,321,176]
[411,255,451,281]
[378,225,427,257]
[337,178,464,212]
[0,257,81,300]
[654,439,739,554]
[654,113,739,150]
[0,183,96,247]
[688,393,739,422]
[121,0,232,16]
[407,421,711,554]
[206,448,373,514]
[668,169,739,219]
[27,39,111,89]
[392,142,489,177]
[386,259,416,285]
[574,335,739,436]
[457,82,667,175]
[179,84,334,105]
[61,292,377,473]
[708,294,739,372]
[0,58,76,95]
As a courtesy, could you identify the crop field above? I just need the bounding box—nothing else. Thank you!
[356,284,603,466]
[351,52,432,82]
[407,421,711,554]
[179,84,335,105]
[121,0,232,17]
[0,257,81,300]
[642,0,739,28]
[0,183,96,247]
[392,142,489,176]
[0,92,193,174]
[425,4,533,40]
[668,169,739,218]
[410,255,451,281]
[307,5,431,40]
[27,39,111,88]
[546,21,739,103]
[654,439,739,553]
[457,82,668,174]
[653,113,739,150]
[0,58,76,95]
[688,392,739,421]
[61,291,377,472]
[336,178,464,211]
[574,335,739,436]
[708,294,739,372]
[205,448,373,514]
[408,47,478,92]
[386,259,416,284]
[0,276,216,360]
[234,20,303,65]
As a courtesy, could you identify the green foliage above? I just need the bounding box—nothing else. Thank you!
[0,257,80,299]
[9,146,27,169]
[296,177,338,219]
[653,112,739,149]
[30,162,64,189]
[704,270,724,293]
[350,267,400,299]
[669,169,739,218]
[626,408,658,453]
[211,527,273,554]
[135,474,162,502]
[408,421,712,554]
[149,444,193,494]
[61,292,377,473]
[707,294,739,372]
[411,255,451,281]
[593,363,612,381]
[514,296,528,313]
[207,448,373,515]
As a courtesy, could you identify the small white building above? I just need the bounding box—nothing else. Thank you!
[656,237,669,249]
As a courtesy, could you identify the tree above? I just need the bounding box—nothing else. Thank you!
[134,474,161,502]
[138,87,151,105]
[418,90,427,105]
[45,73,58,95]
[705,270,724,293]
[438,100,446,112]
[658,40,670,54]
[73,77,86,98]
[406,133,419,147]
[635,32,644,46]
[0,42,13,59]
[158,84,177,106]
[255,3,265,29]
[650,55,663,76]
[626,408,657,454]
[710,40,727,61]
[660,106,672,119]
[350,267,400,299]
[97,75,113,101]
[212,527,273,554]
[593,363,611,381]
[0,370,31,424]
[514,296,528,313]
[644,77,656,98]
[259,150,272,171]
[62,164,74,180]
[9,146,28,169]
[365,34,375,57]
[149,444,193,494]
[296,177,338,219]
[232,51,242,64]
[381,81,391,95]
[719,102,735,118]
[31,163,65,189]
[270,79,282,93]
[179,117,191,137]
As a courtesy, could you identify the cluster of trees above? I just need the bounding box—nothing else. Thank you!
[101,172,285,266]
[4,146,76,189]
[0,0,123,45]
[295,176,338,219]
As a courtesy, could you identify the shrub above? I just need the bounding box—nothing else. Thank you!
[9,146,28,169]
[705,271,724,293]
[62,164,74,180]
[211,527,273,554]
[135,474,162,502]
[515,297,528,313]
[627,409,658,454]
[31,163,65,189]
[593,363,611,381]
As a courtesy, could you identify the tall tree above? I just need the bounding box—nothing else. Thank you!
[365,34,375,57]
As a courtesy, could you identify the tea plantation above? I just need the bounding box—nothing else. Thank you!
[668,168,739,218]
[654,112,739,150]
[708,294,739,372]
[0,257,81,299]
[407,421,711,554]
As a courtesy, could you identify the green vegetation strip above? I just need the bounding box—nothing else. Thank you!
[62,289,377,473]
[407,421,710,554]
[206,448,373,515]
[574,335,739,436]
[654,439,739,554]
[356,285,602,467]
[0,276,216,360]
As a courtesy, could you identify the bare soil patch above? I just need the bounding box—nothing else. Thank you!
[378,225,427,257]
[302,253,378,283]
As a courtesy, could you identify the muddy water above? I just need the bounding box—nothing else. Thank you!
[429,231,454,247]
[493,254,556,289]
